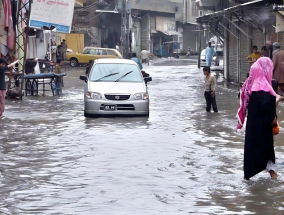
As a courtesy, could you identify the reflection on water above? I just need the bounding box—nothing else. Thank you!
[1,59,284,214]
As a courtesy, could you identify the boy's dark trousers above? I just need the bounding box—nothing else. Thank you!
[204,91,218,112]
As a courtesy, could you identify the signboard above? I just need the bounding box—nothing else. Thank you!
[29,0,76,33]
[156,16,176,32]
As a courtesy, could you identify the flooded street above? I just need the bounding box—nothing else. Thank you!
[1,59,284,214]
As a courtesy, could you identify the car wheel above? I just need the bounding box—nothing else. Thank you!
[70,58,78,67]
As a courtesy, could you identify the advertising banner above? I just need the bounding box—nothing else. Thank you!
[29,0,75,33]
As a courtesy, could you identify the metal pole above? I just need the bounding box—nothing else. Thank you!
[237,22,240,90]
[224,21,229,80]
[198,24,202,69]
[126,9,129,59]
[121,0,125,58]
[121,0,129,59]
[17,0,32,99]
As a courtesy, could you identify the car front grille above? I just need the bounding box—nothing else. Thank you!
[105,94,130,100]
[117,104,135,110]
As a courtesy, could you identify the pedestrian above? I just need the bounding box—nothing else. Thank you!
[246,45,261,66]
[205,42,216,67]
[272,42,281,57]
[61,39,68,61]
[260,46,267,57]
[203,66,218,112]
[131,53,143,70]
[0,58,19,117]
[51,41,57,63]
[140,49,150,66]
[57,42,63,60]
[86,60,94,76]
[272,42,284,95]
[237,57,279,180]
[55,58,63,95]
[265,40,272,59]
[116,43,120,51]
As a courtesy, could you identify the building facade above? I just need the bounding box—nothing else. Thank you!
[197,0,283,82]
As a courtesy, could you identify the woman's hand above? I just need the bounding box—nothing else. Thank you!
[271,117,278,126]
[8,60,19,68]
[276,94,283,106]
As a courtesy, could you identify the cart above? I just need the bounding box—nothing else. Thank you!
[24,73,66,96]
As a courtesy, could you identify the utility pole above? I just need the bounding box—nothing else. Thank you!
[126,4,129,59]
[120,0,130,59]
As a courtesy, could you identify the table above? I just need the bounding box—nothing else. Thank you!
[24,73,66,96]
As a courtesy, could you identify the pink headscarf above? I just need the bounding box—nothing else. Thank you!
[237,57,276,130]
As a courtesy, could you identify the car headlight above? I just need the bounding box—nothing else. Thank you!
[86,92,102,99]
[134,93,148,100]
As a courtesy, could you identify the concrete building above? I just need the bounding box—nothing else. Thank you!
[72,0,183,56]
[72,0,121,49]
[129,0,183,57]
[175,0,199,54]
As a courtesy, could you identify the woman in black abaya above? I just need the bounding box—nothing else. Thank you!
[237,57,278,180]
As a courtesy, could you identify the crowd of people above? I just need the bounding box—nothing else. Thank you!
[51,39,68,62]
[245,41,284,96]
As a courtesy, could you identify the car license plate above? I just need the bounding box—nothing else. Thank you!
[104,105,116,111]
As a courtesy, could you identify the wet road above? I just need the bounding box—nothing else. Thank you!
[1,59,284,214]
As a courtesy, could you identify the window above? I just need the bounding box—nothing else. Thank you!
[83,49,96,55]
[95,49,107,55]
[83,49,90,54]
[95,49,102,55]
[90,63,142,82]
[89,49,96,55]
[107,50,118,56]
[216,51,223,56]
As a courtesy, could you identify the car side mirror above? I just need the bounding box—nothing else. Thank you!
[144,77,152,83]
[80,75,88,82]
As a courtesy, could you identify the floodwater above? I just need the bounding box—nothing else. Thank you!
[1,59,284,214]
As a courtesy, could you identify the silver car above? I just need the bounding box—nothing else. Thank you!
[80,59,152,117]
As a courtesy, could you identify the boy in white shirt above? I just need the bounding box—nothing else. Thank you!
[203,66,218,112]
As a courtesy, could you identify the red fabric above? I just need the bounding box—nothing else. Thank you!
[3,0,15,51]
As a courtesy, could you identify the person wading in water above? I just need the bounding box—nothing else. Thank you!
[237,57,280,180]
[0,58,19,117]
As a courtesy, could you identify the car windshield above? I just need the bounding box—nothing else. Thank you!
[89,63,143,82]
